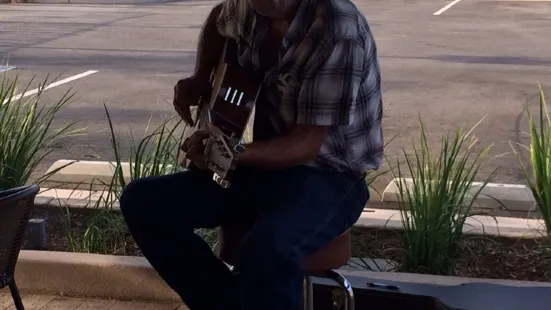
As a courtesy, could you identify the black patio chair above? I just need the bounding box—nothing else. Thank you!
[0,184,40,310]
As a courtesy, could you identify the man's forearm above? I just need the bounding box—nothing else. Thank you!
[237,125,327,169]
[194,3,225,82]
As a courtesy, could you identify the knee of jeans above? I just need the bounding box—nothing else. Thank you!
[119,178,149,217]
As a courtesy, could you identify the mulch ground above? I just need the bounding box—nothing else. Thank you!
[351,227,551,282]
[23,206,551,283]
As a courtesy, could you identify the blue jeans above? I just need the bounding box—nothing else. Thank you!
[119,165,368,310]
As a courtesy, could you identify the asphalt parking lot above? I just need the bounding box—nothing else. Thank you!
[1,0,550,193]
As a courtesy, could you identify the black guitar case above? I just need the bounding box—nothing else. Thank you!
[312,273,551,310]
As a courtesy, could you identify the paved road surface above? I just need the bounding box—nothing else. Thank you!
[1,0,550,194]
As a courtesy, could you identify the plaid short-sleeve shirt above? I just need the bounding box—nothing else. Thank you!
[216,0,384,176]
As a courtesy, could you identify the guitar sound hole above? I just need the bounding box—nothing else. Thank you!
[210,107,250,138]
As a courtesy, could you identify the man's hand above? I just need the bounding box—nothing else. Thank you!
[237,124,327,169]
[180,129,210,169]
[173,76,210,126]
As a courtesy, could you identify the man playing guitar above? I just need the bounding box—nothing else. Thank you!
[119,0,383,309]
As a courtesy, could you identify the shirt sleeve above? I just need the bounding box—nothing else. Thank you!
[296,39,365,126]
[216,0,250,41]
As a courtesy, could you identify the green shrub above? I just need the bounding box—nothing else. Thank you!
[63,104,198,254]
[513,87,551,238]
[392,115,494,275]
[104,103,184,190]
[0,72,82,190]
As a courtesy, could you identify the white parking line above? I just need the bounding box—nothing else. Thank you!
[0,66,16,72]
[5,70,98,103]
[433,0,463,16]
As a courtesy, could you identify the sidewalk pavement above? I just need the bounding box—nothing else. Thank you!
[0,292,188,310]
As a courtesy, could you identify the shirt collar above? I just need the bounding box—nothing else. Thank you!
[282,0,317,49]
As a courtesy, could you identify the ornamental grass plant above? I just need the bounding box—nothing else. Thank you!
[513,87,551,239]
[0,71,82,190]
[63,104,222,254]
[391,115,494,275]
[104,103,184,189]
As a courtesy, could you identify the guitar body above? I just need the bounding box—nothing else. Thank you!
[179,39,262,188]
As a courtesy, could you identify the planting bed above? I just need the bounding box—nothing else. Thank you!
[22,206,551,283]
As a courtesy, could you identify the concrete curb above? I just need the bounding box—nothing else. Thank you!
[33,188,548,238]
[44,159,177,190]
[15,250,181,302]
[46,160,541,218]
[45,160,131,186]
[356,208,547,239]
[382,177,538,217]
[35,187,117,209]
[15,250,551,303]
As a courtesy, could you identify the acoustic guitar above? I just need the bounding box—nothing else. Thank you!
[179,38,263,188]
